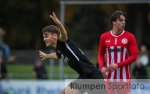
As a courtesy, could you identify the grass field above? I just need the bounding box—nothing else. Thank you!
[7,64,78,79]
[6,64,150,79]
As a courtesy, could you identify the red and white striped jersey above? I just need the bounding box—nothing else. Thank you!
[98,30,138,81]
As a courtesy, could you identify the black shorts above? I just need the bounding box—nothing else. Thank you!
[85,68,102,79]
[67,69,104,94]
[68,60,102,78]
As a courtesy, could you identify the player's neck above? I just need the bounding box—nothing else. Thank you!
[112,28,123,35]
[52,39,58,48]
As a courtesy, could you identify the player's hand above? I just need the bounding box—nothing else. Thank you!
[100,67,108,79]
[50,12,61,25]
[39,50,47,60]
[107,64,118,72]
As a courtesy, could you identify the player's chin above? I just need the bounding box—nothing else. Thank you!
[121,26,125,29]
[46,43,50,47]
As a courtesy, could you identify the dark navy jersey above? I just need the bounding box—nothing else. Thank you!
[55,39,95,75]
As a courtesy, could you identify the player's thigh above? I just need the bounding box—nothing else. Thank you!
[61,86,81,94]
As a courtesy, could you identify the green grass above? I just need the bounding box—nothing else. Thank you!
[7,64,78,79]
[147,67,150,78]
[7,64,150,79]
[8,64,33,73]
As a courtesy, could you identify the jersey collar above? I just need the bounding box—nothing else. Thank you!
[110,30,125,37]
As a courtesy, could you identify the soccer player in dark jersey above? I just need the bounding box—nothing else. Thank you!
[39,12,102,94]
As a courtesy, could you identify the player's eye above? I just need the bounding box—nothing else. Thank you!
[119,19,123,21]
[45,36,48,38]
[119,19,125,22]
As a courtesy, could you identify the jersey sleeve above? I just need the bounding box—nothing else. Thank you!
[98,34,106,69]
[117,34,139,67]
[128,34,139,55]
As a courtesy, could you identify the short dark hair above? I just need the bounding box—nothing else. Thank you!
[110,11,127,24]
[42,25,60,36]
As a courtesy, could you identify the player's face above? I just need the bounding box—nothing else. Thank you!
[43,32,57,48]
[114,15,126,31]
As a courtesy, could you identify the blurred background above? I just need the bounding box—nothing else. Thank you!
[0,0,150,94]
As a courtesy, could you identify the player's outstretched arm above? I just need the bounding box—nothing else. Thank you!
[50,11,68,42]
[39,50,58,60]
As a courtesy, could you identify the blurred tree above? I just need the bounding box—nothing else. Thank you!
[0,0,59,50]
[69,5,107,50]
[0,0,150,51]
[127,4,150,48]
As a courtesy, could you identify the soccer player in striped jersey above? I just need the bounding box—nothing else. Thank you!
[98,11,138,94]
[39,12,102,94]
